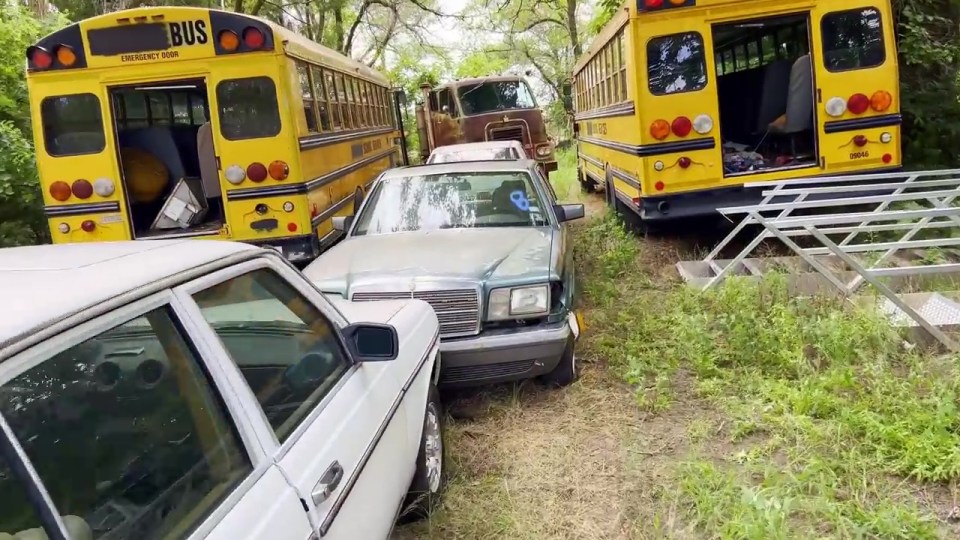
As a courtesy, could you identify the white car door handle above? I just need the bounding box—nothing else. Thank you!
[312,461,344,505]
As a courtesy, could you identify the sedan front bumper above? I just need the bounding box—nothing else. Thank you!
[438,312,580,387]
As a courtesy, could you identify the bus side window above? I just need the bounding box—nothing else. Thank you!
[323,69,343,130]
[310,65,331,132]
[296,61,319,133]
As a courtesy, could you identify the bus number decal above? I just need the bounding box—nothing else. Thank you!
[169,20,209,47]
[589,122,607,136]
[850,150,869,160]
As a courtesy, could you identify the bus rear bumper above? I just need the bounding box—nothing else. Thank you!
[245,234,320,263]
[637,167,903,222]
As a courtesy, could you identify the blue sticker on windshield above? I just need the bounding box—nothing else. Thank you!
[510,190,530,211]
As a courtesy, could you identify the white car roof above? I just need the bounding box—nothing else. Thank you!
[0,240,258,348]
[382,159,538,179]
[430,141,525,153]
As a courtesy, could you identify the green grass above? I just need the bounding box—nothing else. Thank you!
[395,157,960,539]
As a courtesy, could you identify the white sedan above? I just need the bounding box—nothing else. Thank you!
[0,240,444,540]
[426,140,527,163]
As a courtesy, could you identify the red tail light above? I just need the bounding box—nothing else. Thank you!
[49,181,71,202]
[71,179,93,199]
[81,220,96,232]
[243,27,265,49]
[268,160,289,181]
[883,153,893,164]
[655,181,665,191]
[287,223,298,233]
[848,93,870,115]
[644,0,664,7]
[671,116,692,137]
[853,135,868,147]
[247,162,268,182]
[678,157,692,169]
[27,46,53,70]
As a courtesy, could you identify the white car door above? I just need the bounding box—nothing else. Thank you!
[0,291,312,540]
[173,257,412,539]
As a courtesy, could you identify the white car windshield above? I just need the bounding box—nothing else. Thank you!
[353,171,548,235]
[429,147,522,163]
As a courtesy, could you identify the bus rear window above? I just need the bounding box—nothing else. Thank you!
[821,8,885,72]
[40,93,105,157]
[647,32,708,96]
[216,77,281,140]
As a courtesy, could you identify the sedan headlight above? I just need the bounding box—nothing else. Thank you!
[488,284,550,320]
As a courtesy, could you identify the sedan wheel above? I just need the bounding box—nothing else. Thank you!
[400,384,446,521]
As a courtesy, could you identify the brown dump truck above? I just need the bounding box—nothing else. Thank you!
[415,76,558,175]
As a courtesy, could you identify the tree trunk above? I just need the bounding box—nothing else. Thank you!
[566,0,581,58]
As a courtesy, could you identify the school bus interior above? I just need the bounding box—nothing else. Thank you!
[110,79,225,238]
[712,14,817,176]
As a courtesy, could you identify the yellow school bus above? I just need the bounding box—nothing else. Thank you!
[26,7,406,262]
[571,0,900,227]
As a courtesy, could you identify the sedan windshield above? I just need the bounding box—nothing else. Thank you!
[353,171,548,235]
[457,80,537,115]
[428,147,522,163]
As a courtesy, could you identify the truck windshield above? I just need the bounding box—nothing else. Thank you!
[457,80,537,115]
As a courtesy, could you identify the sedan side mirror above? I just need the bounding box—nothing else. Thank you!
[332,215,354,232]
[554,203,585,223]
[341,323,399,362]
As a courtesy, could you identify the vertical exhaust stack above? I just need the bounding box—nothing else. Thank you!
[418,82,436,161]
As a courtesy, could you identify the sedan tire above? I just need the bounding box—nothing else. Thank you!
[400,384,446,521]
[540,334,578,387]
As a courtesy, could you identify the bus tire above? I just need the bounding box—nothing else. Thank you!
[616,198,650,235]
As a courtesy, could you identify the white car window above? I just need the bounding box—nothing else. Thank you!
[430,147,519,163]
[0,307,252,539]
[191,269,351,443]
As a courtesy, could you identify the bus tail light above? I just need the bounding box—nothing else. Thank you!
[247,162,268,183]
[871,90,892,112]
[847,93,870,115]
[883,153,893,164]
[650,119,670,140]
[219,30,240,52]
[692,114,713,135]
[27,46,53,70]
[93,177,115,197]
[880,132,892,144]
[71,179,93,199]
[283,202,295,212]
[243,27,265,49]
[825,97,847,117]
[49,181,71,202]
[853,135,868,147]
[57,223,70,234]
[55,45,76,67]
[225,165,246,185]
[268,160,289,181]
[655,181,665,191]
[671,116,692,137]
[81,220,96,232]
[678,157,692,169]
[644,0,664,7]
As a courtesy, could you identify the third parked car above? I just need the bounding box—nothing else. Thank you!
[302,159,585,388]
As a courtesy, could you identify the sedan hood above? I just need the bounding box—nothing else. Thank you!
[303,228,553,293]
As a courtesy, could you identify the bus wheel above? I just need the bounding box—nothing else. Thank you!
[616,198,650,235]
[605,178,615,209]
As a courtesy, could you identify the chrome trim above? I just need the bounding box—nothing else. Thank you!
[574,101,635,121]
[299,127,396,151]
[311,192,354,228]
[43,201,120,217]
[350,281,482,338]
[0,413,70,540]
[579,153,603,169]
[319,330,440,535]
[823,113,902,134]
[439,321,570,353]
[611,166,640,189]
[304,148,397,192]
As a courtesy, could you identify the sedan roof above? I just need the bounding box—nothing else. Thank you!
[430,141,525,152]
[382,159,539,179]
[0,240,258,352]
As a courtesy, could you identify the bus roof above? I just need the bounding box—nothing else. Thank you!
[573,4,629,75]
[28,7,389,86]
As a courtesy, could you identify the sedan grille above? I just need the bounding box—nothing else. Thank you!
[350,289,481,338]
